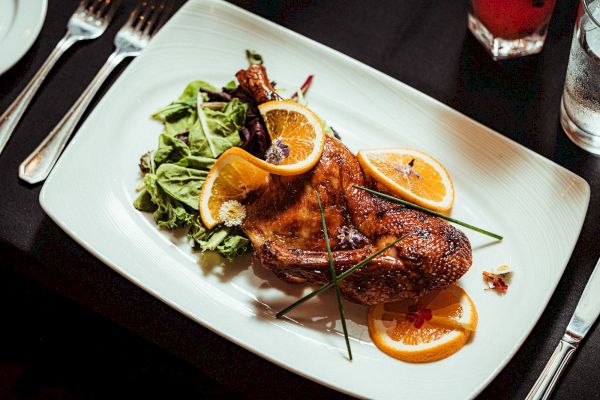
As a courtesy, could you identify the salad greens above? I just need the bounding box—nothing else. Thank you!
[134,79,251,260]
[155,163,206,210]
[190,98,248,158]
[245,49,263,65]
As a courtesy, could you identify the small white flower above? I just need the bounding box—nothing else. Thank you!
[218,200,246,227]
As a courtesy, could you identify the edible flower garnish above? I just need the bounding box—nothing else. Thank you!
[353,185,503,240]
[397,159,421,180]
[265,139,290,165]
[276,232,413,319]
[337,225,367,249]
[483,271,509,293]
[406,304,433,329]
[218,200,247,227]
[316,191,352,360]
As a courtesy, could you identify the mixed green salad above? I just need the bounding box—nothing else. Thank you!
[133,78,252,259]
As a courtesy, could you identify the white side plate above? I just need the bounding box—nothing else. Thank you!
[0,0,47,75]
[40,1,590,399]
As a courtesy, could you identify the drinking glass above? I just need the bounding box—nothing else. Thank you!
[560,0,600,155]
[468,0,558,60]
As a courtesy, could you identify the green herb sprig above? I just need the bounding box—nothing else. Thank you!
[245,49,264,65]
[353,185,503,240]
[276,233,412,319]
[316,191,352,360]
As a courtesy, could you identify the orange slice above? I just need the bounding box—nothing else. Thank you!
[257,100,325,175]
[357,148,455,212]
[200,101,326,228]
[368,285,477,363]
[199,148,269,228]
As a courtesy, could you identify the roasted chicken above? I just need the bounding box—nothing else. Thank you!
[237,65,472,305]
[236,64,282,103]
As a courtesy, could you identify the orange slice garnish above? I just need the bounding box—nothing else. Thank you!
[368,285,477,363]
[199,148,269,228]
[256,100,325,175]
[199,101,326,228]
[358,148,455,212]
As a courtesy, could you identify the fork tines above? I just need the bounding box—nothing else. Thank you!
[127,0,174,37]
[78,0,120,21]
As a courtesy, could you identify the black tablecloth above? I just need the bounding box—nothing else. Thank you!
[1,1,599,398]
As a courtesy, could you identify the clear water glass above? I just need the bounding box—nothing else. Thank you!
[561,0,600,155]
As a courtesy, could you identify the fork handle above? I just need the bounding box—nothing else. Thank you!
[0,33,78,156]
[19,51,127,184]
[525,334,579,400]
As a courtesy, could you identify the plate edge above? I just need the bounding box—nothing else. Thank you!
[0,0,48,75]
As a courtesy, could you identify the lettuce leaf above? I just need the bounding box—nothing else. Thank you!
[188,223,250,261]
[142,173,195,230]
[189,98,247,158]
[153,134,190,166]
[163,112,196,136]
[223,98,248,127]
[133,189,157,212]
[179,80,217,101]
[151,97,196,123]
[217,235,250,260]
[152,79,214,123]
[223,80,237,90]
[155,163,206,210]
[175,155,215,170]
[188,216,209,243]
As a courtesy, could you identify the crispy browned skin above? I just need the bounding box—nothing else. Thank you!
[242,136,472,305]
[235,65,282,103]
[234,64,472,304]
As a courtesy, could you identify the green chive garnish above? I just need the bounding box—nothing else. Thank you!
[353,185,503,240]
[316,191,352,360]
[276,233,412,319]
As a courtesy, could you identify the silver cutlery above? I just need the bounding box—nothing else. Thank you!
[19,0,173,184]
[0,0,119,156]
[526,256,600,400]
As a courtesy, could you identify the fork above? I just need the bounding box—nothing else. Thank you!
[0,0,119,156]
[19,0,173,184]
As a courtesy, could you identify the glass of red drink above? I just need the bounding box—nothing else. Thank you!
[468,0,558,60]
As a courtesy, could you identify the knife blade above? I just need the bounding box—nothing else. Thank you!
[565,257,600,340]
[526,256,600,400]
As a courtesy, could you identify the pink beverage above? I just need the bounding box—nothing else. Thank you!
[468,0,558,60]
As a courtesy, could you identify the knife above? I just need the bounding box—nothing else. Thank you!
[526,256,600,400]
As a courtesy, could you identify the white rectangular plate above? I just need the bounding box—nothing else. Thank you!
[40,1,590,399]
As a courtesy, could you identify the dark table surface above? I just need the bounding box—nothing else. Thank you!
[1,0,599,399]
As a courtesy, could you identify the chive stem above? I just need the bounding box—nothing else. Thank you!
[353,185,503,240]
[316,192,352,360]
[276,233,412,319]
